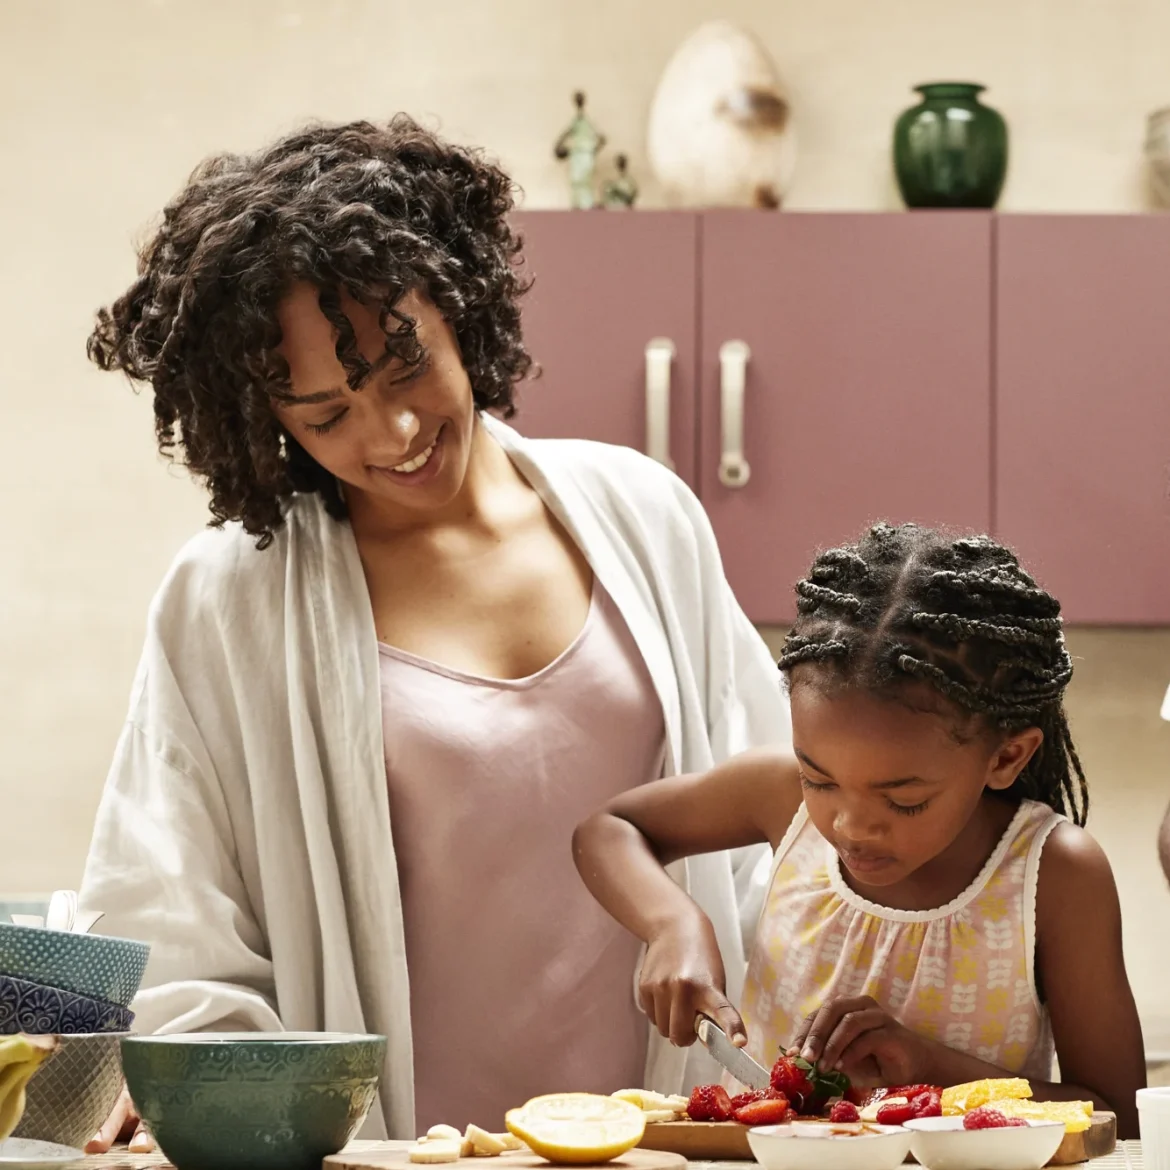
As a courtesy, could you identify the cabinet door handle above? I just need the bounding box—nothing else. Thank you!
[718,340,751,488]
[644,337,676,470]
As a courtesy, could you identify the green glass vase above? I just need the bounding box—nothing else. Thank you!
[893,83,1008,208]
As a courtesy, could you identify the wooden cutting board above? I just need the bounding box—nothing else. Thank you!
[326,1143,686,1170]
[638,1111,1117,1164]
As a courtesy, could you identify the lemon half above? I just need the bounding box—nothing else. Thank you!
[506,1093,646,1165]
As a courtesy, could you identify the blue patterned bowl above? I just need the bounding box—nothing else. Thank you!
[0,924,149,1007]
[122,1033,386,1170]
[0,974,134,1034]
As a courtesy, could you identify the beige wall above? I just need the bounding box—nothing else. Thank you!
[2,1,1168,1046]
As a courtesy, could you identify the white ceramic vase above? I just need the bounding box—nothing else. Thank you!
[647,21,797,209]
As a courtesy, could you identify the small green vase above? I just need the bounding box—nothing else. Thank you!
[893,82,1008,208]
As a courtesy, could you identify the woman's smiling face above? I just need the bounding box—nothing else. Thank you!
[272,283,478,515]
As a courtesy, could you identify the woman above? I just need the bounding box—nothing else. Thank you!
[79,117,788,1146]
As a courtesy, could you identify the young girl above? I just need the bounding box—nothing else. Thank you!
[575,524,1145,1136]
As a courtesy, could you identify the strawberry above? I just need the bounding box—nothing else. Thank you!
[963,1107,1028,1130]
[769,1057,814,1104]
[888,1084,942,1103]
[829,1101,861,1123]
[734,1098,792,1127]
[729,1090,765,1112]
[876,1099,916,1126]
[910,1090,942,1119]
[688,1084,734,1123]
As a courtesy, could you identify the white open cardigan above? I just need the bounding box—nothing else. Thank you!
[79,417,791,1138]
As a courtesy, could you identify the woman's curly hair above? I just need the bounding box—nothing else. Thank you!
[88,115,533,547]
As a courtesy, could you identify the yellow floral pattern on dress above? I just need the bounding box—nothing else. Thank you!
[739,801,1059,1082]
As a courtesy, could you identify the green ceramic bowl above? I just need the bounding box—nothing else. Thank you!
[121,1032,386,1170]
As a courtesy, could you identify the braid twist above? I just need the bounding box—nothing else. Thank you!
[779,523,1088,825]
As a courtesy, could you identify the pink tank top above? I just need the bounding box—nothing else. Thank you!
[738,801,1061,1083]
[380,581,665,1133]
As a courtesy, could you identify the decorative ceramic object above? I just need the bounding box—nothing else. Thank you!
[1145,107,1170,206]
[554,92,606,210]
[0,924,148,1007]
[647,21,796,209]
[0,974,133,1035]
[602,154,638,209]
[0,1138,87,1169]
[121,1032,386,1170]
[894,83,1008,208]
[14,1032,128,1149]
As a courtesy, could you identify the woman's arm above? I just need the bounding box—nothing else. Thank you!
[573,748,802,1046]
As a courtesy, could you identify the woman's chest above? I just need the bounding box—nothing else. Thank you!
[362,511,595,681]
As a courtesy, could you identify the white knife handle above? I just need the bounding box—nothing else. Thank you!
[718,340,751,489]
[645,337,675,470]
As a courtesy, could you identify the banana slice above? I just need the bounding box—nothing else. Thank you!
[428,1126,463,1142]
[494,1133,525,1152]
[466,1125,508,1157]
[641,1110,677,1124]
[409,1140,461,1164]
[612,1089,683,1114]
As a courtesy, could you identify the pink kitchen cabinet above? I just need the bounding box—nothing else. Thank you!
[996,217,1170,625]
[698,212,995,625]
[510,211,700,486]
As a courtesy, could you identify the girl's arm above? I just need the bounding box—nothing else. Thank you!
[573,748,803,1047]
[1034,823,1145,1136]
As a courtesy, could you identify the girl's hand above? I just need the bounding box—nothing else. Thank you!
[790,996,930,1088]
[86,1084,155,1154]
[639,914,747,1049]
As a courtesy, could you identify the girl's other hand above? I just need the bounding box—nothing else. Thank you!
[86,1084,155,1154]
[790,995,928,1087]
[639,914,747,1049]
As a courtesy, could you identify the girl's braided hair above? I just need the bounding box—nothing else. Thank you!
[87,116,532,548]
[779,523,1087,825]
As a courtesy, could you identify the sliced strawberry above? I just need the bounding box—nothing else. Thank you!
[734,1098,792,1127]
[887,1084,942,1102]
[687,1084,735,1123]
[730,1090,765,1112]
[876,1099,916,1126]
[829,1101,861,1123]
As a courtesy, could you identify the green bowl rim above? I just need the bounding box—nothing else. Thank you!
[121,1032,386,1045]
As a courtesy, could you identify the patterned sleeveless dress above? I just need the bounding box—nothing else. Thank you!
[738,800,1061,1080]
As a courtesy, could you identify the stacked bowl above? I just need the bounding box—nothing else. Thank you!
[0,920,150,1149]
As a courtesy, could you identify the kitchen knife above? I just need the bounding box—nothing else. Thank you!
[695,1016,771,1091]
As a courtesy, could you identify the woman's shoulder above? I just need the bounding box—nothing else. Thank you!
[150,495,330,621]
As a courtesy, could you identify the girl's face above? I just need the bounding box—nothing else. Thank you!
[272,283,477,517]
[788,682,1041,888]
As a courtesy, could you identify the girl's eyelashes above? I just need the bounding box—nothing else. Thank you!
[888,799,931,817]
[799,771,931,817]
[306,410,348,435]
[799,773,834,794]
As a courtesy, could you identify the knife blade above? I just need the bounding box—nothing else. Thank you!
[695,1016,771,1091]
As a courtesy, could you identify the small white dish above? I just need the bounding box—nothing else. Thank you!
[0,1139,87,1170]
[905,1115,1065,1170]
[747,1122,913,1170]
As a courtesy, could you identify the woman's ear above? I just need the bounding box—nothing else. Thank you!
[985,727,1045,792]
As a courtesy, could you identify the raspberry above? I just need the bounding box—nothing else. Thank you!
[876,1099,916,1126]
[769,1056,814,1104]
[963,1107,1029,1130]
[734,1098,792,1127]
[910,1090,943,1119]
[687,1084,734,1123]
[829,1101,861,1123]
